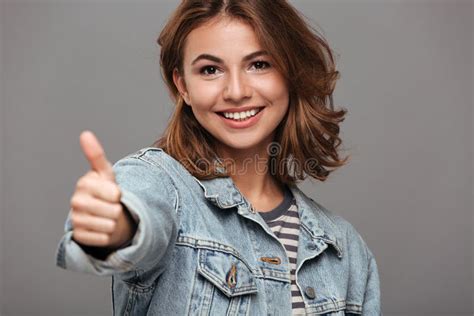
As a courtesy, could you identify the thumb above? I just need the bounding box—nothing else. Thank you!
[79,130,115,181]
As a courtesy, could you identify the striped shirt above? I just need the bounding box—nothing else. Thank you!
[259,186,306,315]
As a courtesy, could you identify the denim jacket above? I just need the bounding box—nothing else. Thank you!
[56,147,381,315]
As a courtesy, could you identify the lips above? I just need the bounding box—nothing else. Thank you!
[216,106,265,116]
[217,106,265,129]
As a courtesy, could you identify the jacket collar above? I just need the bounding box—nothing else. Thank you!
[193,176,344,258]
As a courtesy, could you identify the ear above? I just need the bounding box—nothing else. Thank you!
[173,68,191,105]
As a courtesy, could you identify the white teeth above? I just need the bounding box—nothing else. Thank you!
[222,108,261,121]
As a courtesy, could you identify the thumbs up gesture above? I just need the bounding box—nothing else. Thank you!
[70,131,137,249]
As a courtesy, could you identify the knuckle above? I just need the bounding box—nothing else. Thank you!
[70,212,78,223]
[72,213,86,228]
[70,195,83,209]
[86,170,98,178]
[69,195,76,207]
[76,176,87,189]
[77,178,92,192]
[72,229,84,242]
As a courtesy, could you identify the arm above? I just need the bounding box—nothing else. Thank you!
[56,154,179,284]
[362,247,382,315]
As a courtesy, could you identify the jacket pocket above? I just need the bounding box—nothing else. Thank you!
[188,247,258,315]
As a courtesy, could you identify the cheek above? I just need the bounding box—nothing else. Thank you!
[187,80,222,111]
[253,75,289,103]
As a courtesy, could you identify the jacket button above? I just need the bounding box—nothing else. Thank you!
[304,286,316,299]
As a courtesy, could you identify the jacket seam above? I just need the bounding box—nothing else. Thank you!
[114,153,181,289]
[135,152,183,217]
[175,235,255,274]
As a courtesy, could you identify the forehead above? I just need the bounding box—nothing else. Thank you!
[183,17,262,62]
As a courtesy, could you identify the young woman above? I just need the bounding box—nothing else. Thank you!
[56,1,381,315]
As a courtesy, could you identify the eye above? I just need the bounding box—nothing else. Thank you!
[250,60,271,71]
[199,65,221,76]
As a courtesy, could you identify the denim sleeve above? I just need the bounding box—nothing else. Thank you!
[362,247,382,315]
[55,155,179,283]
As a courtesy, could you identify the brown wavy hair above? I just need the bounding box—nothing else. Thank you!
[153,0,349,184]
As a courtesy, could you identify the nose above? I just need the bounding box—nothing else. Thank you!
[222,71,252,102]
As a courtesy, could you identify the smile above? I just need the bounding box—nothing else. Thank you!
[217,107,264,121]
[216,106,265,129]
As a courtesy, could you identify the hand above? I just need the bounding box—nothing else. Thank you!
[69,130,137,249]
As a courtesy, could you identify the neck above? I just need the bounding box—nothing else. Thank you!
[217,141,284,212]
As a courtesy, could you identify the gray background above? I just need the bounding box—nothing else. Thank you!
[0,0,472,315]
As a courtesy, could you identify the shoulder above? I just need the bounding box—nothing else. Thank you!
[111,147,183,193]
[112,147,197,196]
[295,187,375,263]
[113,147,187,178]
[115,147,173,169]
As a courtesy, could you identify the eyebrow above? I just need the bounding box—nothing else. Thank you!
[190,50,269,66]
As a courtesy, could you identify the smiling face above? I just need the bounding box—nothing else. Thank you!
[173,17,289,158]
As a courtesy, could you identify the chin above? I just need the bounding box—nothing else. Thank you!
[219,138,265,152]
